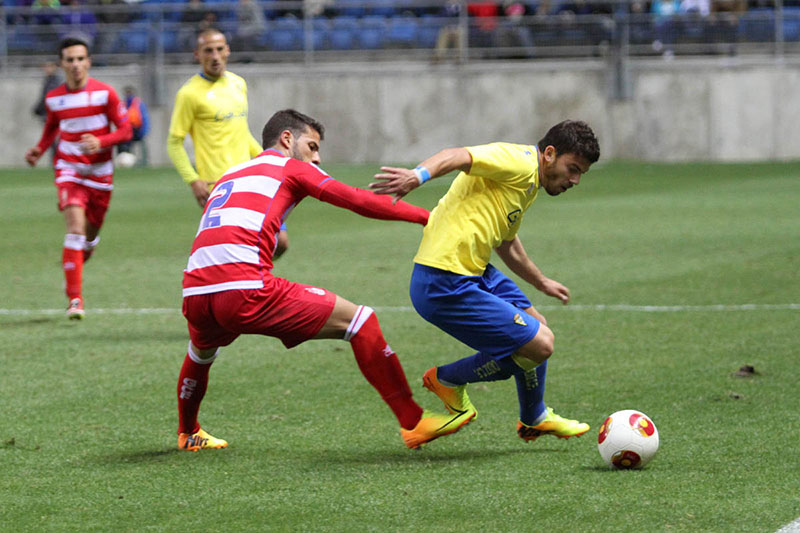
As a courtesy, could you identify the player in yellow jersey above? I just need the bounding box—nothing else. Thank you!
[370,120,600,445]
[167,28,289,256]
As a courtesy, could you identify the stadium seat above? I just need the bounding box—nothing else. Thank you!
[329,17,359,50]
[312,17,330,50]
[160,22,182,53]
[784,7,800,42]
[141,0,184,22]
[358,15,388,49]
[370,0,397,17]
[738,9,775,43]
[334,0,366,18]
[387,14,419,47]
[116,26,151,54]
[261,0,280,20]
[7,27,40,53]
[417,14,445,49]
[107,21,155,54]
[266,16,304,51]
[201,0,236,24]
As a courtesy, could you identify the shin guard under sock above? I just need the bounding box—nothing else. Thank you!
[63,233,85,300]
[177,345,218,434]
[347,306,423,430]
[515,359,548,425]
[436,351,523,386]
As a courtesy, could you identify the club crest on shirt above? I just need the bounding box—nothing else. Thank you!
[513,313,527,326]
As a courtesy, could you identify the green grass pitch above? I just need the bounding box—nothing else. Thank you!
[1,161,799,532]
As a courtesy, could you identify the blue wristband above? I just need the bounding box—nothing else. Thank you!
[414,165,431,185]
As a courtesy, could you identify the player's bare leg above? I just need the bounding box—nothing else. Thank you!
[273,229,289,259]
[83,222,101,262]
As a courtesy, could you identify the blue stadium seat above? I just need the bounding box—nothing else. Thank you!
[387,14,419,47]
[417,14,445,48]
[200,0,236,23]
[334,0,367,18]
[370,0,396,17]
[141,0,186,22]
[358,15,388,49]
[312,17,330,50]
[738,9,775,42]
[115,23,151,54]
[266,16,304,51]
[329,16,359,50]
[261,0,280,19]
[7,27,40,52]
[784,7,800,41]
[678,14,707,42]
[160,22,182,52]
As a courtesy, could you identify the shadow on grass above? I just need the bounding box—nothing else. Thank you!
[94,448,182,464]
[0,316,60,327]
[304,445,569,467]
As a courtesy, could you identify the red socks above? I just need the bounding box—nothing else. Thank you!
[177,347,216,435]
[347,307,423,430]
[176,308,424,435]
[62,234,85,300]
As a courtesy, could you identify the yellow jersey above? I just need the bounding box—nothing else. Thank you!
[414,142,540,276]
[168,71,262,184]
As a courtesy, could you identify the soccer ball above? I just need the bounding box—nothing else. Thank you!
[115,151,137,168]
[597,409,659,469]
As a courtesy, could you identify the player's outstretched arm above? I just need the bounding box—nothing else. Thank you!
[370,147,472,203]
[495,236,570,305]
[317,178,429,226]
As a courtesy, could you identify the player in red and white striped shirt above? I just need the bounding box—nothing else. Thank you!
[177,110,475,451]
[25,37,132,319]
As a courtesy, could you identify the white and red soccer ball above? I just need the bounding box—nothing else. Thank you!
[597,409,659,469]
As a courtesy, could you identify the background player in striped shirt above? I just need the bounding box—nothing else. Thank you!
[24,37,132,319]
[177,109,473,452]
[167,29,290,258]
[370,120,600,446]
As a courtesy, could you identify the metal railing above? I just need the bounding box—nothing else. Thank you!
[2,0,799,68]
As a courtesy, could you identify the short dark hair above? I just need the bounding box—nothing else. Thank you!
[195,28,225,49]
[59,37,91,59]
[261,109,325,149]
[537,120,600,164]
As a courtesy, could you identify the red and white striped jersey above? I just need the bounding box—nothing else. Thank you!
[36,77,132,191]
[182,149,429,297]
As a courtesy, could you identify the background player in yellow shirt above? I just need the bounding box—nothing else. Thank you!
[167,28,289,256]
[370,120,600,446]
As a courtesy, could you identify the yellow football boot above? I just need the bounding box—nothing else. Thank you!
[422,367,478,421]
[517,407,590,443]
[401,410,475,449]
[178,428,228,452]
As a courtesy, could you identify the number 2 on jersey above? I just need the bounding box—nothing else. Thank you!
[201,181,234,230]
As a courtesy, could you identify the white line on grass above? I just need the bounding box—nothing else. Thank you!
[0,308,177,315]
[1,303,799,316]
[777,518,800,533]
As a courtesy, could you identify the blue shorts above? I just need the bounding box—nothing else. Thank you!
[410,263,540,359]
